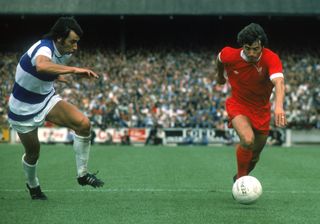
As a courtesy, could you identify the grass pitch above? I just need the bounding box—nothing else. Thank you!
[0,144,319,224]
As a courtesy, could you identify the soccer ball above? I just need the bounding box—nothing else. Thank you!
[232,175,263,205]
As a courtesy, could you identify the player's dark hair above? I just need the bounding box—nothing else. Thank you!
[43,17,83,41]
[237,23,268,47]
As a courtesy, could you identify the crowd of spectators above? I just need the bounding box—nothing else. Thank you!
[1,46,319,130]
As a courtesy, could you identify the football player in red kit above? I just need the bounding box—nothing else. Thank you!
[216,23,287,181]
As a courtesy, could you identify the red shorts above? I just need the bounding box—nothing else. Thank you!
[225,97,271,135]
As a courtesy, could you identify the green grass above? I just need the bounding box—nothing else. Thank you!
[1,144,320,224]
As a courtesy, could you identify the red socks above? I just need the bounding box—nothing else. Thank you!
[236,145,253,179]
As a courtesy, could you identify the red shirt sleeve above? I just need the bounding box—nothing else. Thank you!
[263,49,283,78]
[219,47,237,64]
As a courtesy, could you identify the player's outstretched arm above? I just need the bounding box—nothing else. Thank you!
[35,55,99,79]
[272,77,287,128]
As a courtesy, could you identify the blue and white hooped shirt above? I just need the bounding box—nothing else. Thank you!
[8,39,71,121]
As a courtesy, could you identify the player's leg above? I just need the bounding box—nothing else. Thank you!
[247,133,268,174]
[18,128,47,200]
[46,100,91,177]
[46,100,104,188]
[231,115,255,179]
[46,100,91,136]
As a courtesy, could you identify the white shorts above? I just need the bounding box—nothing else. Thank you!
[8,95,62,134]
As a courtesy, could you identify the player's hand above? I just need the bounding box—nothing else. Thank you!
[274,108,287,128]
[217,76,226,85]
[74,67,99,79]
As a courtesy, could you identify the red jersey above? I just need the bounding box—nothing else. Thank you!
[219,47,283,108]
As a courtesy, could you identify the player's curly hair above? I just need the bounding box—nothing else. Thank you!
[237,23,268,47]
[43,16,83,41]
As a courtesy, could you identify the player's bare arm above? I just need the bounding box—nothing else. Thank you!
[216,57,226,84]
[272,77,287,127]
[35,55,99,79]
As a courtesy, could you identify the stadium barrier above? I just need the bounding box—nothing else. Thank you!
[0,127,10,143]
[9,127,239,145]
[8,127,320,146]
[284,129,320,147]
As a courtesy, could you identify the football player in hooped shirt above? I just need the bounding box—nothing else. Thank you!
[8,17,104,200]
[216,23,287,181]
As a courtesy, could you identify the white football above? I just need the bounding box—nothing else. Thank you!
[232,175,262,205]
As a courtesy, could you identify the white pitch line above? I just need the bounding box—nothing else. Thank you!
[1,188,320,194]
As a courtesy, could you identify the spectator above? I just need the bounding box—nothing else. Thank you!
[181,129,194,145]
[1,45,319,130]
[120,129,131,145]
[267,129,283,146]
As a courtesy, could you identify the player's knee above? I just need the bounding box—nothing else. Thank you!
[241,135,255,148]
[75,116,91,136]
[29,153,39,162]
[25,151,40,163]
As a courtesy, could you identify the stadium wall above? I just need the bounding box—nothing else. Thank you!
[1,0,320,15]
[8,128,320,146]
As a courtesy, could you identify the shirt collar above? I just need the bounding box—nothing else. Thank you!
[53,41,62,57]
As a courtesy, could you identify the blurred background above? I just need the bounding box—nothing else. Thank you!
[0,0,319,146]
